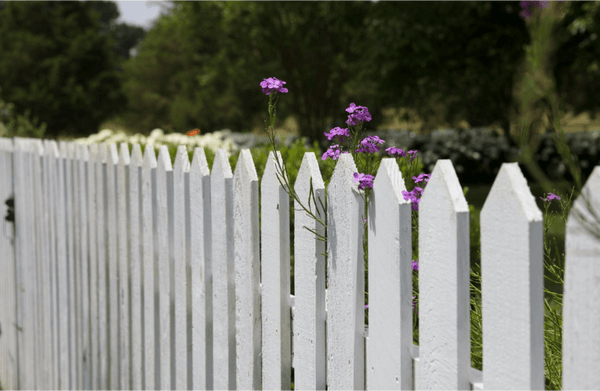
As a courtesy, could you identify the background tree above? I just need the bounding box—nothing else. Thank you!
[0,1,127,139]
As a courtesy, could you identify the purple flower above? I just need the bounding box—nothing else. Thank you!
[260,77,288,95]
[413,173,431,184]
[321,144,349,161]
[324,126,350,142]
[540,192,561,202]
[407,150,418,163]
[386,147,407,159]
[402,187,424,211]
[354,172,375,190]
[355,135,385,154]
[412,259,419,271]
[365,304,369,309]
[345,103,372,126]
[519,0,554,20]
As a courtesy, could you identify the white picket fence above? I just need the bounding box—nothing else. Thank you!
[0,136,598,390]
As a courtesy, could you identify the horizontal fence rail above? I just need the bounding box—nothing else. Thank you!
[0,136,599,390]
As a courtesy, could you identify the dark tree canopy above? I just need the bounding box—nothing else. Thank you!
[0,1,128,139]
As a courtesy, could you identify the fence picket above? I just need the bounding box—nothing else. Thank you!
[480,162,544,390]
[76,143,91,390]
[563,165,600,390]
[129,144,144,391]
[106,143,120,390]
[173,146,190,390]
[326,152,365,390]
[292,152,327,391]
[0,138,18,391]
[156,145,173,390]
[366,158,413,390]
[417,159,471,390]
[261,151,291,390]
[211,148,236,390]
[141,144,158,390]
[189,146,213,391]
[87,142,99,390]
[117,143,131,391]
[96,143,109,391]
[233,149,262,390]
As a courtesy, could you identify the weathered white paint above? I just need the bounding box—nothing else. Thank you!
[366,158,413,391]
[211,148,236,390]
[481,162,545,390]
[141,144,158,391]
[326,152,365,390]
[563,165,600,390]
[261,151,291,390]
[156,145,172,390]
[190,146,213,391]
[234,149,262,390]
[292,152,327,390]
[417,159,471,390]
[173,146,190,390]
[1,138,599,391]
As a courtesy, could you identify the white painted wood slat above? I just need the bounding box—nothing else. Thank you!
[130,144,144,391]
[366,158,413,391]
[480,162,544,390]
[326,152,365,390]
[77,143,91,390]
[156,145,173,390]
[173,146,190,390]
[118,143,131,390]
[292,152,327,391]
[141,144,158,391]
[189,146,213,391]
[234,149,262,390]
[106,143,120,390]
[96,143,109,391]
[563,165,600,390]
[417,159,470,390]
[87,142,99,390]
[261,151,291,390]
[211,148,236,390]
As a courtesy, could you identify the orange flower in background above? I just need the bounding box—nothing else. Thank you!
[187,129,201,136]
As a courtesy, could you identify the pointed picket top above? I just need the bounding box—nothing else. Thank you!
[78,142,90,162]
[31,138,43,157]
[260,149,292,390]
[416,159,471,390]
[480,162,544,390]
[189,145,212,391]
[108,143,119,166]
[119,142,131,166]
[262,150,289,191]
[211,147,236,390]
[157,145,173,171]
[191,146,210,177]
[98,142,108,164]
[130,144,143,167]
[143,144,157,169]
[212,148,233,179]
[563,165,600,390]
[233,148,258,184]
[292,151,327,391]
[366,157,413,391]
[88,142,98,163]
[326,152,365,391]
[174,145,191,174]
[232,149,261,390]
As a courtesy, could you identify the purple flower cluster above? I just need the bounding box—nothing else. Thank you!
[540,192,561,202]
[321,144,349,161]
[260,77,288,95]
[346,103,372,126]
[353,172,375,190]
[324,126,350,143]
[401,173,431,211]
[355,135,385,154]
[386,147,418,163]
